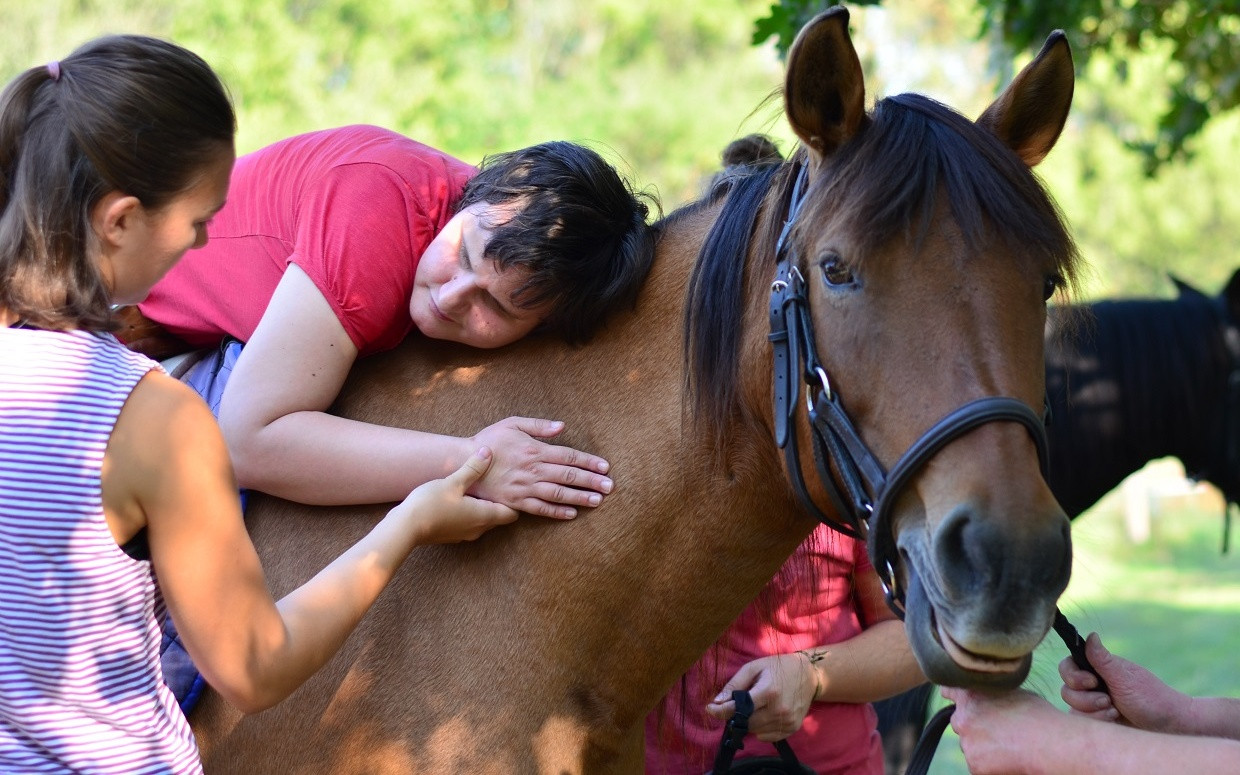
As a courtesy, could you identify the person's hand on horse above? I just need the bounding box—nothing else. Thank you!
[1059,632,1185,732]
[704,653,819,742]
[388,447,519,544]
[469,416,613,519]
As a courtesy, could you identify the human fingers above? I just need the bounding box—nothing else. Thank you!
[705,662,764,718]
[540,440,611,476]
[502,416,567,441]
[447,446,496,490]
[536,461,615,499]
[454,497,520,540]
[745,670,803,741]
[523,477,612,512]
[1060,682,1117,719]
[1058,653,1100,692]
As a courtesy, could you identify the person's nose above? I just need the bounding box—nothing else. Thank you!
[438,273,476,315]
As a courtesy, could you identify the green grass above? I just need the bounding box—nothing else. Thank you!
[923,462,1240,774]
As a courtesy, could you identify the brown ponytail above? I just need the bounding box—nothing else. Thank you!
[0,35,235,331]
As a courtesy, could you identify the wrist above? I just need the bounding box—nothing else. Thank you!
[797,649,826,702]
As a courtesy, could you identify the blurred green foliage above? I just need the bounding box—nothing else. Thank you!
[3,0,794,207]
[3,0,1239,300]
[759,0,1240,173]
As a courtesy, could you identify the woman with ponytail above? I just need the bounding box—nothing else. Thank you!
[0,35,521,773]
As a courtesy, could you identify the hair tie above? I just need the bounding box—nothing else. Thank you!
[46,61,61,82]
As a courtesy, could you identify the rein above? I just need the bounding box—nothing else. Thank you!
[766,163,1048,611]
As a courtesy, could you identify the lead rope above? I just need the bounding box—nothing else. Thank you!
[709,691,812,774]
[902,608,1108,775]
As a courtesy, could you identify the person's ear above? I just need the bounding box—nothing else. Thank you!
[91,191,144,250]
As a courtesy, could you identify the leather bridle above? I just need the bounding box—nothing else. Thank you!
[767,163,1051,611]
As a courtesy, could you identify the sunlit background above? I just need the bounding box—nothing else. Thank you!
[5,2,1238,772]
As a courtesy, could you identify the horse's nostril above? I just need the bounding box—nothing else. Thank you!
[932,506,989,598]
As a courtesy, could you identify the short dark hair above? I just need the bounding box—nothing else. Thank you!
[0,35,236,331]
[457,141,659,344]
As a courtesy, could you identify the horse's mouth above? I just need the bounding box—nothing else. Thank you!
[934,613,1026,674]
[903,559,1033,689]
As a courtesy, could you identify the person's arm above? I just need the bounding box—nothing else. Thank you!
[703,563,925,741]
[103,370,517,713]
[943,686,1240,775]
[217,264,612,513]
[1060,632,1240,740]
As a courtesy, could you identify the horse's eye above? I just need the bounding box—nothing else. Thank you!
[1042,275,1062,302]
[818,253,855,288]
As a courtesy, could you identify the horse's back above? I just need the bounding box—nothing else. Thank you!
[190,207,768,774]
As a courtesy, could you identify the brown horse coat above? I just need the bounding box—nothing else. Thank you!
[192,8,1079,772]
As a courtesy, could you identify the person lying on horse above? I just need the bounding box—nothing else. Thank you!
[120,126,657,515]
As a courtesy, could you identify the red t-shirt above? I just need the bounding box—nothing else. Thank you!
[645,525,884,775]
[139,125,475,355]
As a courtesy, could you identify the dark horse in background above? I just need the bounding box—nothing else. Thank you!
[190,8,1082,773]
[877,269,1240,775]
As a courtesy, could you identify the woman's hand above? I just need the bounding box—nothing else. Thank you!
[470,416,613,518]
[1059,632,1187,733]
[389,447,519,543]
[704,653,819,742]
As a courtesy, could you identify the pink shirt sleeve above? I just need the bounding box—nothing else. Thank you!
[289,162,440,355]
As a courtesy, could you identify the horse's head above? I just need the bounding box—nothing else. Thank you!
[777,8,1079,689]
[1170,268,1240,508]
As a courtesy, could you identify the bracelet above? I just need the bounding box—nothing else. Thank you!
[797,649,826,701]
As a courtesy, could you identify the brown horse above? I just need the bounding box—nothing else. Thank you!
[191,8,1080,773]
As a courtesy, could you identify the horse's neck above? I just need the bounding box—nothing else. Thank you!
[1046,297,1228,516]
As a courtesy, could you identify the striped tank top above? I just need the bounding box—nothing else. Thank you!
[0,328,202,774]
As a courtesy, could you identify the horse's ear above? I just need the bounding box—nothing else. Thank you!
[784,6,867,160]
[1169,273,1205,299]
[977,30,1074,167]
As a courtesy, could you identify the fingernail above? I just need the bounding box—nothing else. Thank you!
[598,461,610,474]
[588,494,602,506]
[713,692,728,703]
[601,478,613,493]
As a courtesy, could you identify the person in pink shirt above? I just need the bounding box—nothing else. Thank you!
[645,524,925,775]
[126,124,656,513]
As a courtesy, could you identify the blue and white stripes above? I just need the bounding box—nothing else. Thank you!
[0,328,201,774]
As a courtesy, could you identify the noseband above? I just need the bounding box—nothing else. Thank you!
[767,164,1050,610]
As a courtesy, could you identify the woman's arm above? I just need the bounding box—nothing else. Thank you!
[217,265,612,513]
[944,687,1240,775]
[103,371,517,712]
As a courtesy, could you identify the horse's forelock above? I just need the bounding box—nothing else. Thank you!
[808,93,1080,286]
